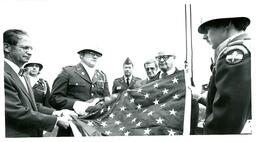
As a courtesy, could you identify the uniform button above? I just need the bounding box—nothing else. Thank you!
[81,72,85,75]
[92,85,94,88]
[91,93,94,96]
[75,83,78,85]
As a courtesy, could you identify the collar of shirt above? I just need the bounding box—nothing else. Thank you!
[4,58,21,75]
[124,75,132,83]
[80,62,96,79]
[214,31,245,63]
[160,67,176,78]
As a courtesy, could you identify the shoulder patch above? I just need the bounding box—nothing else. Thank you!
[225,50,244,64]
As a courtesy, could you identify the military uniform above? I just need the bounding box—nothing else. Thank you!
[32,78,51,108]
[204,33,251,134]
[50,63,110,110]
[112,76,141,94]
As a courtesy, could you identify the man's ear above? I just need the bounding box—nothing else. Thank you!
[4,43,11,53]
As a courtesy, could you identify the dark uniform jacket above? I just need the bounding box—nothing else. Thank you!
[204,33,251,134]
[5,62,56,137]
[112,76,141,94]
[32,78,51,107]
[50,63,110,110]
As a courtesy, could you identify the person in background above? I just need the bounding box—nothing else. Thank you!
[50,48,111,136]
[24,62,51,107]
[134,59,158,88]
[112,57,141,94]
[4,29,74,137]
[195,16,251,134]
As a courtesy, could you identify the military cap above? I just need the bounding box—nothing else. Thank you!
[123,57,133,65]
[77,49,102,57]
[24,62,43,71]
[198,17,250,34]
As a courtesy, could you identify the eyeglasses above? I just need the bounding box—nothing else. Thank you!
[155,55,172,61]
[17,45,33,50]
[145,67,156,71]
[89,52,101,57]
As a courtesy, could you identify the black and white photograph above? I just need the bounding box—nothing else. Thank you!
[0,0,255,141]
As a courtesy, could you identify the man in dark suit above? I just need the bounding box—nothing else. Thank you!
[134,59,158,88]
[50,47,111,136]
[112,57,141,94]
[4,29,71,137]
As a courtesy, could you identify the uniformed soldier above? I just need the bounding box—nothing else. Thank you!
[112,57,141,94]
[24,62,52,108]
[197,16,251,134]
[50,48,111,136]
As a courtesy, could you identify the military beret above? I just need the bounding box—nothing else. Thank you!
[24,62,43,71]
[198,17,250,34]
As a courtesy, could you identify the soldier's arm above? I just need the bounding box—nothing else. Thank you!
[204,47,251,134]
[49,68,77,110]
[112,79,118,94]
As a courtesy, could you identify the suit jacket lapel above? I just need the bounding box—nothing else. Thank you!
[4,62,37,110]
[74,63,92,83]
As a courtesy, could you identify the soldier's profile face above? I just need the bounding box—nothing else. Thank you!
[205,26,227,49]
[123,64,133,77]
[81,52,99,68]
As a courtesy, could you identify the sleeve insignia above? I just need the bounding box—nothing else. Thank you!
[225,50,244,64]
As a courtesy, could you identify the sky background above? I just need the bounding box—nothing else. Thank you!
[1,0,255,92]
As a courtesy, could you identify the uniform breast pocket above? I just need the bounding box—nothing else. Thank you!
[68,79,90,92]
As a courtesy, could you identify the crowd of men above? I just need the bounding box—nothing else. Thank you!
[4,15,252,137]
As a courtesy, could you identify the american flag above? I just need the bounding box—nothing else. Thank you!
[71,70,186,136]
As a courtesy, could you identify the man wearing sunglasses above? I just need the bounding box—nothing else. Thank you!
[134,59,159,87]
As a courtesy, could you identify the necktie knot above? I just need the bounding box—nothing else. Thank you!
[19,68,28,76]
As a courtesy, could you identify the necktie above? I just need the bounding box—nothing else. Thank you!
[24,75,38,111]
[126,78,130,87]
[18,68,28,76]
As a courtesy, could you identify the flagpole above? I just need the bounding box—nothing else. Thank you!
[183,4,192,135]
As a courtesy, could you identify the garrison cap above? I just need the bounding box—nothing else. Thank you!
[123,57,133,66]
